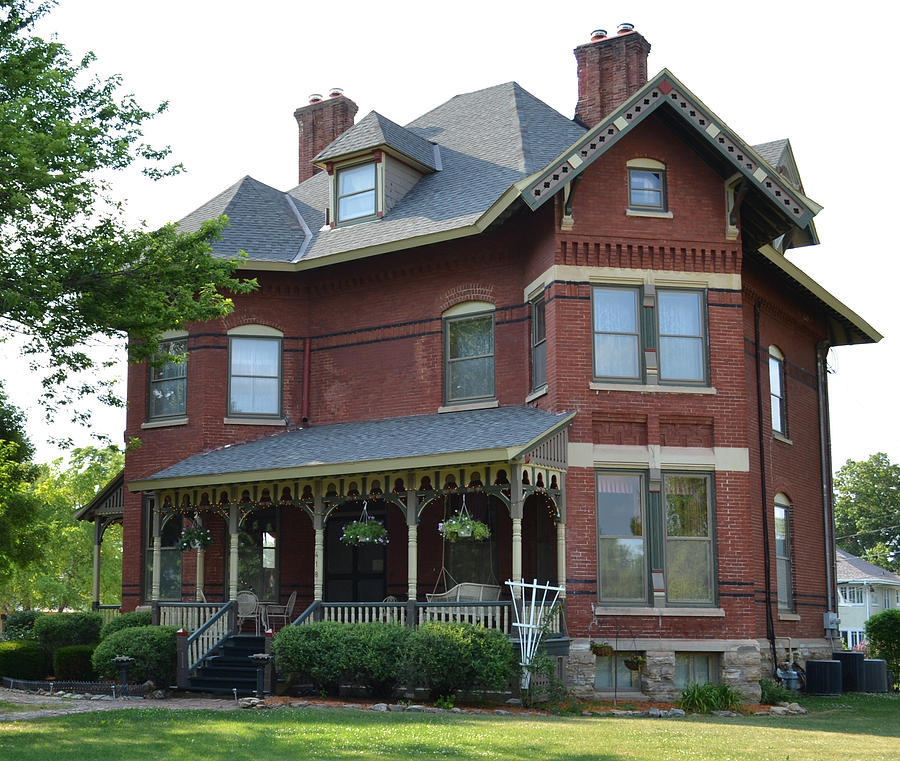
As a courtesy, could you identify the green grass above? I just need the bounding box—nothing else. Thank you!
[0,694,897,760]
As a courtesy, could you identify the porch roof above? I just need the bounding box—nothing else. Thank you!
[129,406,575,491]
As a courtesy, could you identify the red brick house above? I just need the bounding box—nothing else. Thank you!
[98,26,880,699]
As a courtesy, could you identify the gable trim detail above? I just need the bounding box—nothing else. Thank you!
[522,70,820,228]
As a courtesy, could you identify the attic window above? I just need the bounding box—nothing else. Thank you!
[336,162,376,222]
[626,158,671,218]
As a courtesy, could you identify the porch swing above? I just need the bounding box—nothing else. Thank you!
[426,493,502,603]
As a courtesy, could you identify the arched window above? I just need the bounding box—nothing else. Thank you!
[626,158,667,213]
[774,493,793,612]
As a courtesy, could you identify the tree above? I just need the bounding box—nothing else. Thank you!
[865,609,900,690]
[0,445,123,611]
[1,0,254,421]
[834,453,900,572]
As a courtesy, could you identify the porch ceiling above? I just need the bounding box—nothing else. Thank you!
[129,406,575,491]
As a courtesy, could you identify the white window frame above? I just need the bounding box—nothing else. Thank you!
[769,346,787,435]
[774,494,794,612]
[443,302,495,405]
[227,325,283,419]
[840,585,865,605]
[336,161,377,223]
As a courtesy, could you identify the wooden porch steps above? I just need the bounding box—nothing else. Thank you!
[187,634,266,695]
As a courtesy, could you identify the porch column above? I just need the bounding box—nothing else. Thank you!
[406,489,419,600]
[228,502,239,601]
[557,472,567,599]
[510,464,524,595]
[314,495,324,601]
[151,503,162,602]
[195,548,205,601]
[91,519,102,609]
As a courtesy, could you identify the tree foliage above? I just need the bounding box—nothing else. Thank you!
[0,445,123,611]
[1,0,255,419]
[864,608,900,690]
[834,453,900,572]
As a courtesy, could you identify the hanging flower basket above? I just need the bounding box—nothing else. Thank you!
[623,654,646,671]
[177,526,212,551]
[341,503,388,546]
[590,642,614,657]
[439,514,491,542]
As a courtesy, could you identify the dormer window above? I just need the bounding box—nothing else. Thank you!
[337,162,377,222]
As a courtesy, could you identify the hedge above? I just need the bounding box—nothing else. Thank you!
[91,626,177,686]
[0,640,48,680]
[272,621,518,699]
[33,612,102,656]
[53,645,96,681]
[865,608,900,689]
[100,610,153,641]
[2,610,43,640]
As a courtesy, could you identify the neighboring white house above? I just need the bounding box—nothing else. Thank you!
[836,548,900,648]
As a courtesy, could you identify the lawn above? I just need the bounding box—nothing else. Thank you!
[0,694,897,761]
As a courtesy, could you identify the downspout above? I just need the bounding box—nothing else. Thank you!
[754,301,777,668]
[301,337,311,426]
[816,341,836,623]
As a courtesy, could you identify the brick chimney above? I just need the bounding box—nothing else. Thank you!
[574,25,651,128]
[294,89,358,184]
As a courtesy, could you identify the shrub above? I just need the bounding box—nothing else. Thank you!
[273,622,348,693]
[679,682,742,713]
[403,622,519,699]
[865,608,900,688]
[0,640,48,680]
[100,611,152,641]
[2,610,43,640]
[91,626,177,686]
[760,677,793,705]
[33,612,102,656]
[53,645,96,680]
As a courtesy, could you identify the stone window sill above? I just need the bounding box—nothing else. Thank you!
[223,417,287,426]
[590,382,716,395]
[525,386,548,403]
[591,606,725,617]
[141,417,189,430]
[778,612,801,621]
[626,209,674,219]
[438,400,499,414]
[773,432,793,445]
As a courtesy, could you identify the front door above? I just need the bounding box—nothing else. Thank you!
[324,506,387,602]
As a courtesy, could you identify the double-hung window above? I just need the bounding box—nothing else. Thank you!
[148,335,187,420]
[336,162,376,222]
[592,286,641,381]
[228,327,283,418]
[531,296,547,391]
[596,471,715,606]
[592,285,708,386]
[774,495,794,611]
[444,304,495,404]
[658,290,707,384]
[769,346,787,435]
[626,158,668,213]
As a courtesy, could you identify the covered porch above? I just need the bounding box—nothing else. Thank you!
[130,407,574,630]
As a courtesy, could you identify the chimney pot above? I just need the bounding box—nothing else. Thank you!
[590,29,607,42]
[617,22,635,34]
[328,87,344,98]
[308,93,323,104]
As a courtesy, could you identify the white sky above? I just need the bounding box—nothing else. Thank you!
[2,0,897,470]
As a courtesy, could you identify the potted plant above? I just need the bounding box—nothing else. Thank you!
[439,514,491,542]
[623,654,646,671]
[341,518,388,546]
[177,526,212,551]
[590,641,614,657]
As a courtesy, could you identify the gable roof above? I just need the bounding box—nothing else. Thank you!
[836,548,900,586]
[314,110,439,171]
[128,405,575,491]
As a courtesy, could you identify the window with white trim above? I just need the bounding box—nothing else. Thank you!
[148,335,188,420]
[443,303,495,404]
[839,585,865,605]
[769,346,787,435]
[774,494,793,612]
[336,162,376,222]
[227,326,283,417]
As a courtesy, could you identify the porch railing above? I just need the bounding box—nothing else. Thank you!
[186,601,235,671]
[293,601,408,626]
[96,604,121,625]
[155,601,229,632]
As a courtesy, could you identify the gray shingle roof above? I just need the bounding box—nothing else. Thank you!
[314,111,438,170]
[836,548,900,585]
[179,82,585,266]
[752,139,789,169]
[141,406,573,483]
[178,176,310,263]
